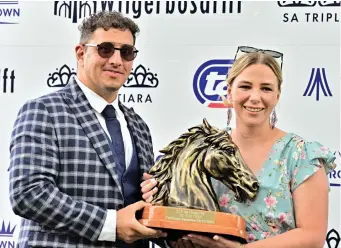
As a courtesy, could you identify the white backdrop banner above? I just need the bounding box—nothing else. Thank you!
[0,1,340,248]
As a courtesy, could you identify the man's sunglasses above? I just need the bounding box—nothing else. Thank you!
[85,42,138,61]
[234,45,283,69]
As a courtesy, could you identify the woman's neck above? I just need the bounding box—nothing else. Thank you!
[231,118,279,148]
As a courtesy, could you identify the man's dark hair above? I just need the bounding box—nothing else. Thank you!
[78,11,140,44]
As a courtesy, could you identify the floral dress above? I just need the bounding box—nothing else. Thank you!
[211,133,336,242]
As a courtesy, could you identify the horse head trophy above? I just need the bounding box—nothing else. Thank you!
[139,119,259,243]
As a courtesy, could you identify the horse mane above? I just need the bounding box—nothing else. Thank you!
[149,119,226,205]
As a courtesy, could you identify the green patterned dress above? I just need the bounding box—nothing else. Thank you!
[212,133,336,242]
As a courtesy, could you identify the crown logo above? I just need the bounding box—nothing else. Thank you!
[319,1,341,7]
[0,221,16,237]
[326,229,340,248]
[277,1,317,7]
[124,64,159,88]
[47,64,76,87]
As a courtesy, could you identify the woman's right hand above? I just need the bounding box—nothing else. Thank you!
[140,172,159,202]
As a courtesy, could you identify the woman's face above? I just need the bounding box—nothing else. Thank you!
[229,64,280,128]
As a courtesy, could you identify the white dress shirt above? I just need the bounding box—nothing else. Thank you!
[75,76,133,242]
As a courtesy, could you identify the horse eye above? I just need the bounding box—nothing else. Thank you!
[227,147,235,155]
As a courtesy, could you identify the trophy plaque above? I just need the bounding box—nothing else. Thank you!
[139,119,260,244]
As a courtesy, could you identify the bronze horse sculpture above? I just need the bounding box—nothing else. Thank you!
[149,119,259,212]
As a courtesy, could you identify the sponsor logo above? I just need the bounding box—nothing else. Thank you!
[118,64,158,104]
[46,64,157,104]
[0,220,16,247]
[47,64,76,88]
[0,1,20,24]
[1,68,15,93]
[53,1,242,23]
[278,1,340,23]
[303,68,332,101]
[155,154,163,163]
[329,151,341,187]
[193,59,233,108]
[326,229,340,248]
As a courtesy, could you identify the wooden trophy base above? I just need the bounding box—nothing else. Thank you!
[139,206,248,244]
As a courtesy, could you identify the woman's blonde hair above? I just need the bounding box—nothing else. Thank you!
[227,52,283,92]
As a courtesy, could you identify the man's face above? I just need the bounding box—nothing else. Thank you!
[75,28,135,102]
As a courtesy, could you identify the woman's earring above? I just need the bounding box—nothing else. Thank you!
[226,95,233,127]
[227,107,232,127]
[270,109,278,129]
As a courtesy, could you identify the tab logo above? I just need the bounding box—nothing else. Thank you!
[193,59,233,108]
[303,68,332,101]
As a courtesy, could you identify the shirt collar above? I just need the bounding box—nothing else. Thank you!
[74,76,120,115]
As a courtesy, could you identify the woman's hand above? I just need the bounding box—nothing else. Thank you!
[186,234,245,248]
[140,173,158,202]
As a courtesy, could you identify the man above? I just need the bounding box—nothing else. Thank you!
[9,10,166,248]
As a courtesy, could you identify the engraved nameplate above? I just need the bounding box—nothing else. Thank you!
[166,208,216,224]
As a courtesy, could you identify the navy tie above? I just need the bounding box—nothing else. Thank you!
[102,105,126,174]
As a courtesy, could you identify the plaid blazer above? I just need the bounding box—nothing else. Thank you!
[8,78,159,248]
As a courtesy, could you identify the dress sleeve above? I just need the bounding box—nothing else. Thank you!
[289,139,336,192]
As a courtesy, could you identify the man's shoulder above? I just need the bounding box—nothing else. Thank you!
[16,88,69,119]
[35,88,66,104]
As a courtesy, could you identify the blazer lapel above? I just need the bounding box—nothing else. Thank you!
[62,78,123,195]
[120,103,150,179]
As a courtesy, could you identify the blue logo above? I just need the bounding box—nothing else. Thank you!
[329,151,341,187]
[193,59,233,108]
[155,154,163,163]
[303,68,332,101]
[0,220,16,237]
[0,220,16,248]
[0,1,20,24]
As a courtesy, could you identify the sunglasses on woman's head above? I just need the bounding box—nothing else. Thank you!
[84,42,138,61]
[234,46,283,69]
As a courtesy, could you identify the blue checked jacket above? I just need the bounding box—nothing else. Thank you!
[8,78,162,248]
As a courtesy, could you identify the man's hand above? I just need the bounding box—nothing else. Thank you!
[168,238,205,248]
[141,173,158,202]
[116,200,167,243]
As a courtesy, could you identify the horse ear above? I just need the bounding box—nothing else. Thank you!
[203,118,211,129]
[225,129,232,139]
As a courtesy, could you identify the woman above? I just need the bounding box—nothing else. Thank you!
[141,49,336,248]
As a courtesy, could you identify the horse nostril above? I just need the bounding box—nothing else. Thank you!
[252,182,259,191]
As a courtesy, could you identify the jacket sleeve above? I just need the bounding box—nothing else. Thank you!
[8,99,107,242]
